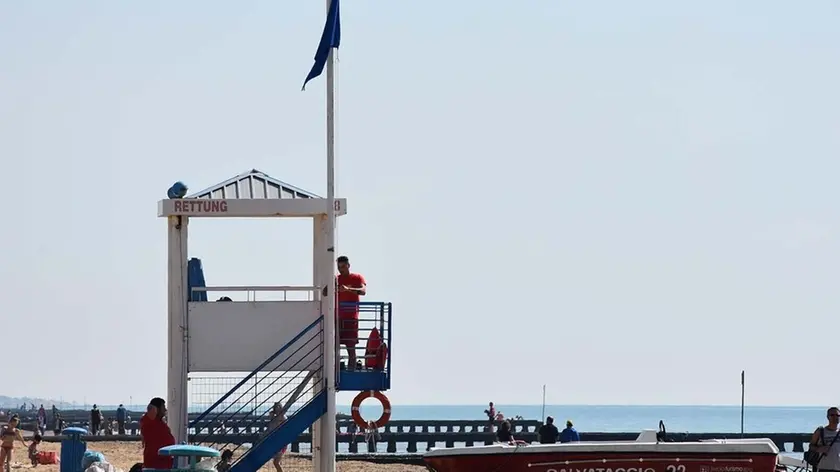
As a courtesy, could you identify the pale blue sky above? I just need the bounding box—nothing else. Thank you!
[1,0,838,407]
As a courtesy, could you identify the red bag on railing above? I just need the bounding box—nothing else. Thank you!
[365,328,382,369]
[375,342,388,371]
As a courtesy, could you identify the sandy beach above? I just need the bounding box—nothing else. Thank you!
[20,442,426,472]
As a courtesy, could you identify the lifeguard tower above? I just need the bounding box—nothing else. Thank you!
[158,169,392,472]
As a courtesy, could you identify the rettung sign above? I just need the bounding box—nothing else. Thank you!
[158,197,348,218]
[172,199,228,214]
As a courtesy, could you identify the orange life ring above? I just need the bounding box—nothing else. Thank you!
[351,391,391,429]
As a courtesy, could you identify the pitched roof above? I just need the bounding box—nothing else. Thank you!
[187,169,321,200]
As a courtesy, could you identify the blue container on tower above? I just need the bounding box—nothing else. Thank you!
[60,427,88,472]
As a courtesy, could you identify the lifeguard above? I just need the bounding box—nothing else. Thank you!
[336,255,366,369]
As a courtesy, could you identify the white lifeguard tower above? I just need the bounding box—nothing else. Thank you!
[157,170,392,472]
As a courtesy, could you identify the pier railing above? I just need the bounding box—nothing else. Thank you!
[30,413,814,454]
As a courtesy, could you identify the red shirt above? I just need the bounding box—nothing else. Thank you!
[336,273,366,318]
[140,414,175,469]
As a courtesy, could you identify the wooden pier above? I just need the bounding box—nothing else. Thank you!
[16,410,813,455]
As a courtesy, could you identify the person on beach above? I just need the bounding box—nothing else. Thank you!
[36,414,46,436]
[90,404,102,435]
[496,420,515,444]
[810,406,840,472]
[216,449,233,472]
[538,416,559,444]
[116,404,127,435]
[0,416,28,472]
[484,402,496,431]
[335,255,366,370]
[36,406,46,435]
[27,434,41,466]
[268,403,287,472]
[364,421,381,452]
[140,398,176,470]
[104,417,114,435]
[560,420,580,443]
[52,413,64,435]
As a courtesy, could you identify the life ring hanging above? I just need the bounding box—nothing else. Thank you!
[351,391,392,429]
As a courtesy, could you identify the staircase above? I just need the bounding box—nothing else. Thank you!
[188,301,393,472]
[189,315,326,472]
[231,391,326,472]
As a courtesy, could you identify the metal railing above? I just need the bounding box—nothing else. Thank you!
[189,315,325,456]
[190,285,321,302]
[336,302,392,374]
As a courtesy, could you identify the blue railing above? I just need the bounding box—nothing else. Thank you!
[336,301,392,391]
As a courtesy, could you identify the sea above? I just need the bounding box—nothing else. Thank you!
[341,404,825,434]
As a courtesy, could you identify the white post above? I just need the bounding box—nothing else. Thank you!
[167,215,190,444]
[319,0,338,466]
[311,215,325,472]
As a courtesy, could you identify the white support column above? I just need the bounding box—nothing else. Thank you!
[319,212,337,471]
[311,215,326,472]
[167,215,190,444]
[322,0,339,465]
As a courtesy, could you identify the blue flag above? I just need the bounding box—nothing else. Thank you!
[302,0,341,90]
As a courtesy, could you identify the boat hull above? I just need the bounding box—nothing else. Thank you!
[424,445,778,472]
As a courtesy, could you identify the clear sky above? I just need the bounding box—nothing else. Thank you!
[1,0,838,408]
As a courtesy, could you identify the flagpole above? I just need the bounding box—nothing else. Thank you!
[321,0,338,468]
[541,385,546,422]
[740,370,745,438]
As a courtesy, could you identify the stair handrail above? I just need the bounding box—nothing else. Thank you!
[190,314,324,427]
[195,336,324,439]
[229,389,328,472]
[189,328,324,444]
[206,372,324,455]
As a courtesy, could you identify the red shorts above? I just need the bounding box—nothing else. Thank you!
[338,316,359,347]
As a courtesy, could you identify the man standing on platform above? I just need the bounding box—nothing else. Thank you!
[336,255,366,369]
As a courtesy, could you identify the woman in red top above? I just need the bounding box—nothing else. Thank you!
[140,398,175,469]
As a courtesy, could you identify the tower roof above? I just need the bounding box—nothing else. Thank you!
[187,169,320,200]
